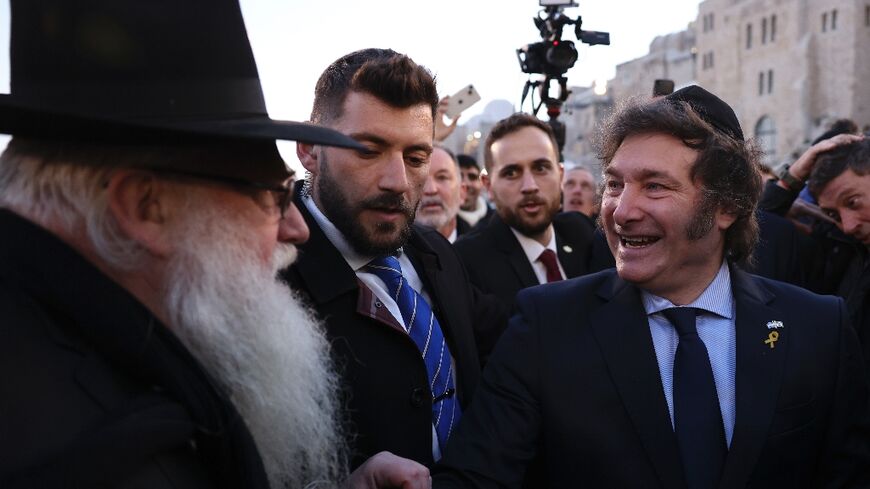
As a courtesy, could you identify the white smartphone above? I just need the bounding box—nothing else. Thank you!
[445,84,482,119]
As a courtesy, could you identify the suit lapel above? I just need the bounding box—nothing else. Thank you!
[719,268,785,488]
[555,231,584,278]
[488,214,539,288]
[553,212,595,278]
[590,274,686,489]
[405,233,456,346]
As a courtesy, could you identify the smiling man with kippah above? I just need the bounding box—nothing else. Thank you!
[0,1,429,488]
[433,86,870,489]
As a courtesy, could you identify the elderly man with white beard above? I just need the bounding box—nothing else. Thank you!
[416,146,469,242]
[0,1,429,488]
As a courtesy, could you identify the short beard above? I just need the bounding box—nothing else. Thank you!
[416,196,459,232]
[498,194,561,238]
[162,201,347,489]
[316,150,415,255]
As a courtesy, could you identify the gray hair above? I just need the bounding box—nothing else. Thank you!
[0,139,149,270]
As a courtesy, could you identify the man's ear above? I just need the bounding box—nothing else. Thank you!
[482,172,491,193]
[714,207,739,232]
[105,170,173,258]
[296,143,320,174]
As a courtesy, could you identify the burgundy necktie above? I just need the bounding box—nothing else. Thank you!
[537,249,563,283]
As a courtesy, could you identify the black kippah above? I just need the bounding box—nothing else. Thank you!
[665,85,745,141]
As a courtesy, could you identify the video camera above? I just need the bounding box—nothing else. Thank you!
[517,1,610,77]
[517,1,610,158]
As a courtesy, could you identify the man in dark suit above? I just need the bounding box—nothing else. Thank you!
[433,87,870,488]
[283,48,490,470]
[454,113,595,357]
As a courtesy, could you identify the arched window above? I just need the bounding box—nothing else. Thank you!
[755,116,777,165]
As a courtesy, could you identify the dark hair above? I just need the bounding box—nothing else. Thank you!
[596,96,763,264]
[808,138,870,198]
[456,154,479,171]
[310,48,439,124]
[812,118,858,145]
[483,113,559,173]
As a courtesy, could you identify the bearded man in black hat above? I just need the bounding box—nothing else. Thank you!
[432,87,870,489]
[0,1,429,488]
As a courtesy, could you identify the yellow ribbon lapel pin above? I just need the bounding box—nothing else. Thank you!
[765,320,784,349]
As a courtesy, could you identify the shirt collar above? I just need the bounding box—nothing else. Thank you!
[510,224,557,265]
[641,260,733,319]
[447,227,458,244]
[303,194,401,271]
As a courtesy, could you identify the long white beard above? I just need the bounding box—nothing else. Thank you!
[162,208,347,488]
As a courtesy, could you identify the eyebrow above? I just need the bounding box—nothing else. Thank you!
[605,167,678,183]
[348,132,433,155]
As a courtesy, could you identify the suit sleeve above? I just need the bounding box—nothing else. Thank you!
[817,298,870,488]
[432,291,544,489]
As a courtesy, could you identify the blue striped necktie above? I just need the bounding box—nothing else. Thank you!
[366,255,460,452]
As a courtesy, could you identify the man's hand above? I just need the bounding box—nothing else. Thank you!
[344,451,430,489]
[435,96,460,142]
[780,133,865,189]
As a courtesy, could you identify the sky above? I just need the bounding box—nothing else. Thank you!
[0,0,702,163]
[239,0,702,122]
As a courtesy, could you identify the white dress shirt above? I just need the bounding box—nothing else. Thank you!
[509,225,566,284]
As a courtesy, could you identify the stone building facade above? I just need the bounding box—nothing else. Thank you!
[608,28,698,101]
[694,0,870,166]
[561,85,613,171]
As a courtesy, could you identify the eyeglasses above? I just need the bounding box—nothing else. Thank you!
[155,170,294,218]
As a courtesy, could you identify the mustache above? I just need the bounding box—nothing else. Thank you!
[519,196,547,207]
[419,197,445,209]
[361,192,416,214]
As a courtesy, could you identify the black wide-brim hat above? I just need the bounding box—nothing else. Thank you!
[0,0,363,185]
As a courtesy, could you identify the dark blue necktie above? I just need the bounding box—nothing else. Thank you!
[663,307,727,489]
[366,255,460,452]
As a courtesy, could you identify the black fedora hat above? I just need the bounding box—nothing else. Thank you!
[0,0,362,183]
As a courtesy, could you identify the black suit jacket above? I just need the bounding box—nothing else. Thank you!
[281,191,484,469]
[433,267,870,489]
[454,212,595,359]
